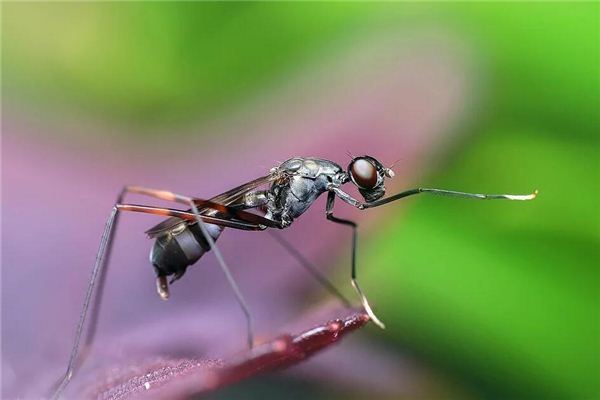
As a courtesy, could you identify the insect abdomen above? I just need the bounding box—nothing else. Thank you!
[150,223,223,281]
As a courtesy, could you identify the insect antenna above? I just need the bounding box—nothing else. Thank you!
[388,157,403,169]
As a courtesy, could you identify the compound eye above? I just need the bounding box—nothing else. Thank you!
[350,158,378,189]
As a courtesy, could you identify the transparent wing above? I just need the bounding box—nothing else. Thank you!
[145,174,276,238]
[208,174,276,208]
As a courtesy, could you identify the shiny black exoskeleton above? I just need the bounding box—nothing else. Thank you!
[146,156,393,284]
[149,216,223,283]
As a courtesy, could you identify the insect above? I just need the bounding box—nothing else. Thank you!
[52,155,537,398]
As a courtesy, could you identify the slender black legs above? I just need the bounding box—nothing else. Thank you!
[325,192,386,329]
[329,185,538,211]
[188,201,254,349]
[267,230,351,307]
[119,187,255,350]
[51,206,118,399]
[363,187,537,209]
[52,187,255,399]
[322,184,537,331]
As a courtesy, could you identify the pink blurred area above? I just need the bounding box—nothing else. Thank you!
[2,31,472,398]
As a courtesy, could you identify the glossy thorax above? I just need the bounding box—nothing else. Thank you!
[262,157,348,227]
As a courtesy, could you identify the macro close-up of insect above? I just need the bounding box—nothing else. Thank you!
[52,155,537,398]
[3,2,597,400]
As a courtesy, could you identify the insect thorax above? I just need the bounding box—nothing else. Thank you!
[265,157,346,227]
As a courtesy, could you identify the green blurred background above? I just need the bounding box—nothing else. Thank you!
[3,2,598,399]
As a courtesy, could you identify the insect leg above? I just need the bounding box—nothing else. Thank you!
[325,192,386,329]
[117,187,255,348]
[51,201,262,398]
[363,187,537,208]
[267,230,351,307]
[82,187,139,364]
[122,185,282,228]
[52,205,119,399]
[187,200,255,349]
[83,186,265,357]
[328,186,537,210]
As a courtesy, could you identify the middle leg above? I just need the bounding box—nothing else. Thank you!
[325,192,385,329]
[266,230,351,307]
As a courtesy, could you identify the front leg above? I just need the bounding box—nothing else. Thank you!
[328,185,537,210]
[327,185,365,209]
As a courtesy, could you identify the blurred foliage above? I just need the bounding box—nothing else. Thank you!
[3,2,599,399]
[361,3,599,399]
[365,132,598,398]
[3,3,371,126]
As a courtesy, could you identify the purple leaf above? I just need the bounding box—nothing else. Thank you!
[85,312,369,400]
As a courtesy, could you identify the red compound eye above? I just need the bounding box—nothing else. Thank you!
[350,158,378,189]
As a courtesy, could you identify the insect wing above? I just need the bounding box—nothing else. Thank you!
[208,174,275,208]
[145,217,185,238]
[145,174,275,238]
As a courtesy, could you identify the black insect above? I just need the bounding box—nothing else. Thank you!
[52,156,536,398]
